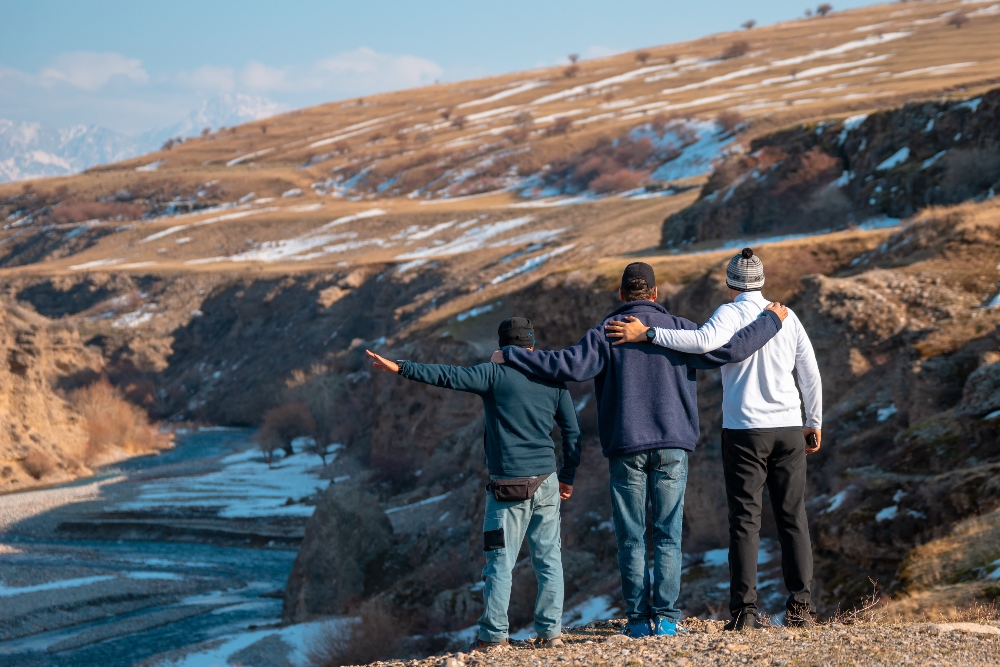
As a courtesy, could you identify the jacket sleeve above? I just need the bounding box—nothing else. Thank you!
[502,327,607,382]
[554,389,582,486]
[793,316,823,428]
[684,310,782,370]
[652,304,742,353]
[398,361,496,395]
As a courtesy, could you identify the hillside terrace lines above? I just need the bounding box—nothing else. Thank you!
[136,3,998,190]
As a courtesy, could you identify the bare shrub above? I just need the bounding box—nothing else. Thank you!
[635,50,651,64]
[804,8,813,17]
[20,448,55,480]
[742,19,756,30]
[332,140,351,154]
[305,601,407,667]
[590,169,649,193]
[721,41,750,60]
[47,201,145,224]
[650,113,669,134]
[450,115,467,130]
[201,127,211,136]
[568,53,579,63]
[817,3,833,16]
[439,108,452,120]
[716,110,745,135]
[503,127,531,144]
[513,111,534,126]
[306,439,338,465]
[547,117,574,136]
[257,401,316,459]
[370,448,419,493]
[667,54,678,64]
[774,146,841,195]
[71,379,170,463]
[414,132,431,145]
[948,13,968,28]
[563,64,580,78]
[940,148,1000,202]
[161,138,175,151]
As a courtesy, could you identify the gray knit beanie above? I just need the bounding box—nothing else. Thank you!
[726,247,764,291]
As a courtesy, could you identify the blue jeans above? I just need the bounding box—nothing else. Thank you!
[609,448,688,625]
[478,474,563,642]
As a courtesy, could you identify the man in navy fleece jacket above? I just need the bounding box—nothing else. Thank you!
[492,262,787,637]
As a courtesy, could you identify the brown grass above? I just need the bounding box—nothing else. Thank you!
[46,201,146,224]
[590,169,649,193]
[900,509,1000,592]
[71,379,170,463]
[20,448,56,480]
[304,601,407,667]
[716,110,745,135]
[721,41,750,60]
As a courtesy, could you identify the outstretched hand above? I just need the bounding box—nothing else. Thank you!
[365,349,399,374]
[765,302,788,321]
[559,483,573,500]
[604,316,649,345]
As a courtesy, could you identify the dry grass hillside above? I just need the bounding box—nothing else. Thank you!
[0,0,998,660]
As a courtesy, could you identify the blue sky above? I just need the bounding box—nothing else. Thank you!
[1,0,883,134]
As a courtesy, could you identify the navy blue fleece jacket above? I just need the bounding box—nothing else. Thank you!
[398,361,583,485]
[502,301,783,459]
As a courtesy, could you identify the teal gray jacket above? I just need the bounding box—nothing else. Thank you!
[398,361,582,485]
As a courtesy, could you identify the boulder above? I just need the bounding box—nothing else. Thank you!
[958,357,1000,417]
[282,480,394,622]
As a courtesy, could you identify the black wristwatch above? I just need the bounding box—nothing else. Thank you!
[645,328,656,343]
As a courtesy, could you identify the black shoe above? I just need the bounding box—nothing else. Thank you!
[785,606,817,628]
[724,609,761,631]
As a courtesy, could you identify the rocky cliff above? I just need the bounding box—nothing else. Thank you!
[661,88,1000,247]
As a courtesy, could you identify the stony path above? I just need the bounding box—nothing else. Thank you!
[0,474,124,533]
[387,619,1000,667]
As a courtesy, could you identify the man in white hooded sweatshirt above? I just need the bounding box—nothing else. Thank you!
[604,247,822,631]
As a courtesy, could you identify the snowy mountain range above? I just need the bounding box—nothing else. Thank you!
[0,94,288,183]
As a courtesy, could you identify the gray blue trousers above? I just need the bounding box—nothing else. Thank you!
[478,474,563,642]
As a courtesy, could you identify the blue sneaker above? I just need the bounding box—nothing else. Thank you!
[624,621,653,638]
[655,618,677,636]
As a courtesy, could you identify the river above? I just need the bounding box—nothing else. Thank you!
[0,429,331,667]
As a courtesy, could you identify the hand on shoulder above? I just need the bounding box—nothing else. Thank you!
[765,302,788,321]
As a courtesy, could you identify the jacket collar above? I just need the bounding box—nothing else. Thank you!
[734,291,768,306]
[608,300,670,318]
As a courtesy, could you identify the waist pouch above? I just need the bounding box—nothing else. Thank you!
[486,473,550,502]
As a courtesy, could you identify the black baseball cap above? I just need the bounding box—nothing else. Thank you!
[498,317,535,348]
[620,262,656,291]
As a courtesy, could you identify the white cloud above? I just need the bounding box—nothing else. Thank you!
[39,52,148,91]
[238,47,443,95]
[240,60,290,92]
[0,47,442,134]
[177,65,236,92]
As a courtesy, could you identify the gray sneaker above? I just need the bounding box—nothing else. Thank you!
[535,636,564,648]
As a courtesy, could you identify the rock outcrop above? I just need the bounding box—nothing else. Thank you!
[661,88,1000,247]
[283,480,395,622]
[0,300,103,492]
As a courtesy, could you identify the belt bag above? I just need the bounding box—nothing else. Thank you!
[486,473,550,502]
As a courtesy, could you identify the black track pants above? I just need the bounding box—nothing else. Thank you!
[721,427,813,617]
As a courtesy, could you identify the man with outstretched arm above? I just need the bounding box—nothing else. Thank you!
[491,262,788,638]
[365,317,581,653]
[605,248,822,630]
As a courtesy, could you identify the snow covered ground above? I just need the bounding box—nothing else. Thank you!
[111,445,335,519]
